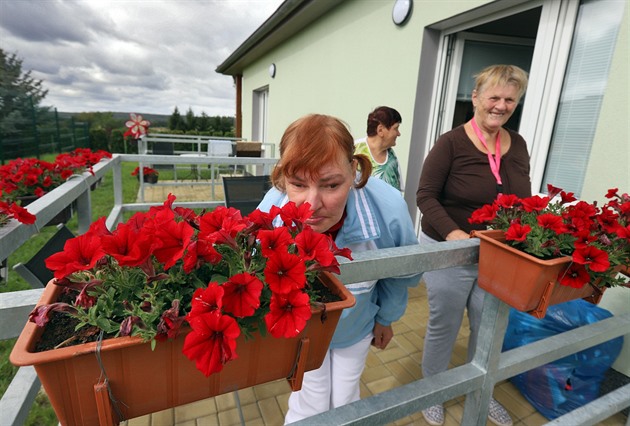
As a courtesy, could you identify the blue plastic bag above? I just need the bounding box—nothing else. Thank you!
[502,299,623,420]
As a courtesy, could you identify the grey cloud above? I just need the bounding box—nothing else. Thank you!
[0,0,283,115]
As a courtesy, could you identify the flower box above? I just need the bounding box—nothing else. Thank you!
[472,230,605,318]
[10,272,355,426]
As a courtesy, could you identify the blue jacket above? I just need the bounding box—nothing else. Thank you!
[258,177,421,348]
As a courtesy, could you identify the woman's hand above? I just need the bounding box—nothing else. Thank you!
[445,229,470,240]
[372,322,394,349]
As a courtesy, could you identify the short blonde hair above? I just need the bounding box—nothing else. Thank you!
[474,65,529,101]
[271,114,372,191]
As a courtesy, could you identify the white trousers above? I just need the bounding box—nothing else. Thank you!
[284,333,373,424]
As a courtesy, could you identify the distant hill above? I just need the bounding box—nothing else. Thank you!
[57,111,171,123]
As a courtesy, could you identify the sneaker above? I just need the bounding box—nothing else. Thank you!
[488,398,512,426]
[422,404,444,426]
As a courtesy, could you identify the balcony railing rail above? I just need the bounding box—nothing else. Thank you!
[1,154,628,425]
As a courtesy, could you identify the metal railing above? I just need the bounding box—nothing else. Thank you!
[136,134,276,203]
[1,155,628,425]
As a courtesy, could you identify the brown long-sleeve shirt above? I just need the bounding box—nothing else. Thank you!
[416,125,532,241]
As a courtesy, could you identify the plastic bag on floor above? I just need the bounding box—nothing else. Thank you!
[502,299,623,420]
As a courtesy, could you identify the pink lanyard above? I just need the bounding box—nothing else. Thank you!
[471,118,503,192]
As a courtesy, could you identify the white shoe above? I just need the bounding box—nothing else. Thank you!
[421,404,444,426]
[488,398,512,426]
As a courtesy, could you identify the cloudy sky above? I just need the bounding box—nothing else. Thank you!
[0,0,284,117]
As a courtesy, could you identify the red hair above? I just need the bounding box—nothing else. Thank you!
[271,114,371,190]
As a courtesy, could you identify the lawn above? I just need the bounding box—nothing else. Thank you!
[0,155,140,425]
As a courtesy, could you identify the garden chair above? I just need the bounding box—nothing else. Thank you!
[222,175,272,216]
[13,224,75,288]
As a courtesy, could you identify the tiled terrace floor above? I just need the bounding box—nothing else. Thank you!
[124,184,628,426]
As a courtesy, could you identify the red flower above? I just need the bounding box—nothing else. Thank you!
[521,195,550,213]
[45,233,105,279]
[572,246,610,272]
[295,226,335,266]
[100,223,154,267]
[496,193,521,209]
[264,290,312,338]
[264,251,307,294]
[183,312,240,376]
[279,202,313,230]
[8,202,36,224]
[468,203,498,224]
[505,223,531,242]
[152,219,195,270]
[189,283,224,318]
[537,213,568,234]
[183,239,222,273]
[257,227,294,257]
[558,263,590,289]
[221,273,264,317]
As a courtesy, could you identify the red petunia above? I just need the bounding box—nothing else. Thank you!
[182,238,222,273]
[45,233,106,279]
[264,251,306,294]
[264,290,312,338]
[182,312,240,377]
[188,283,224,319]
[246,205,282,230]
[496,193,521,209]
[521,195,550,213]
[221,273,264,317]
[572,245,610,272]
[469,203,498,224]
[152,219,194,270]
[558,263,590,289]
[279,202,313,230]
[295,226,334,266]
[257,227,294,257]
[537,213,568,234]
[8,203,36,224]
[100,223,154,267]
[505,223,531,242]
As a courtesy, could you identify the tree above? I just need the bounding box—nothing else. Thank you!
[168,106,185,131]
[185,107,197,131]
[198,112,211,132]
[0,49,49,137]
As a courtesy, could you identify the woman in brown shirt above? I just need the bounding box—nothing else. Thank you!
[416,65,531,426]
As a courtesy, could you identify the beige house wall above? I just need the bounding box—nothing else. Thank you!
[240,0,490,189]
[589,3,629,376]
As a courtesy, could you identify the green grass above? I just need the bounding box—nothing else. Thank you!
[0,156,140,425]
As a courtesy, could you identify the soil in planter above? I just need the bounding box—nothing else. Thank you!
[35,291,115,351]
[35,279,342,352]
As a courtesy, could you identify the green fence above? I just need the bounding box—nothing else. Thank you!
[0,108,89,164]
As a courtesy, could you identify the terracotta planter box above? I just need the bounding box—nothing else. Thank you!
[10,272,355,426]
[18,195,73,227]
[472,230,605,319]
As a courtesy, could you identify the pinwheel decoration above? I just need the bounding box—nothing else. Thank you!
[124,113,151,139]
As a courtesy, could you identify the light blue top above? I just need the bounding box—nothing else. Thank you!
[257,177,421,348]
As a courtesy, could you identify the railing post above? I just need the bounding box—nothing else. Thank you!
[462,294,511,425]
[75,182,92,235]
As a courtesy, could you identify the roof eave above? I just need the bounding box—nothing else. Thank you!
[216,0,340,75]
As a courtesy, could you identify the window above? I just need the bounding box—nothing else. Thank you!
[541,0,625,195]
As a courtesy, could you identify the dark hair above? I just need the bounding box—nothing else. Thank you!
[366,106,402,136]
[271,114,372,191]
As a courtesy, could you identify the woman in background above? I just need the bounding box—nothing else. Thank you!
[354,106,404,192]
